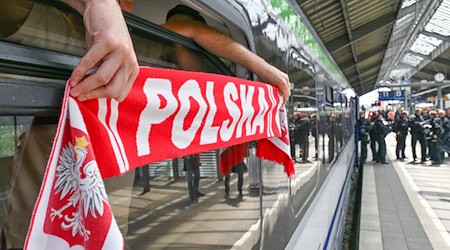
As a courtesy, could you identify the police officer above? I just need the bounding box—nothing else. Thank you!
[409,108,427,162]
[357,111,371,164]
[394,110,409,160]
[439,109,450,159]
[429,111,443,164]
[296,113,311,162]
[374,114,389,164]
[310,113,318,159]
[369,111,379,161]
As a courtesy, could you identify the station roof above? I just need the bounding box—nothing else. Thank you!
[296,0,450,96]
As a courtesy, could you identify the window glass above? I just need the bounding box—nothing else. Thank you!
[0,116,50,249]
[0,2,259,249]
[0,1,229,75]
[0,1,86,56]
[132,32,225,74]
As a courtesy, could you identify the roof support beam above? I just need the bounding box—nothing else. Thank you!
[347,65,380,83]
[408,51,432,60]
[422,30,450,41]
[421,67,436,76]
[434,57,450,66]
[398,2,419,19]
[350,76,377,89]
[383,0,444,81]
[348,66,379,82]
[325,12,397,52]
[360,75,378,86]
[338,43,387,71]
[338,0,363,92]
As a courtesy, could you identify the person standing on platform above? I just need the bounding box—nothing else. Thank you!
[183,154,204,201]
[297,114,311,162]
[409,108,427,163]
[369,111,379,161]
[374,114,390,164]
[310,113,318,159]
[224,161,247,198]
[438,110,450,161]
[357,111,371,164]
[445,108,450,157]
[429,111,443,164]
[394,110,409,160]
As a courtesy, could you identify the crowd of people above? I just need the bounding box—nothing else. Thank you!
[358,107,450,165]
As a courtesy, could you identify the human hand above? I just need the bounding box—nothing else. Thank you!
[69,0,139,102]
[255,63,291,103]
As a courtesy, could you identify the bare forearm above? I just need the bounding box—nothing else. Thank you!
[162,21,290,100]
[191,27,266,74]
[60,0,118,14]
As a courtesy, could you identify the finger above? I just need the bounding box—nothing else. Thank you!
[70,53,123,97]
[78,66,128,102]
[117,63,139,101]
[70,43,111,87]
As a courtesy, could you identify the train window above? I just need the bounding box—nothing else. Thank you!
[0,1,232,76]
[0,1,261,249]
[0,1,86,57]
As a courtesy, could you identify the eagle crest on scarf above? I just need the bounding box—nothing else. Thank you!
[49,136,108,240]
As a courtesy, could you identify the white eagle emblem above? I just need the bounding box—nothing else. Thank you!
[50,136,108,240]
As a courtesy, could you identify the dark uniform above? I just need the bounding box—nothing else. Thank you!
[327,116,336,163]
[296,116,311,162]
[409,114,427,162]
[357,117,371,163]
[440,116,450,158]
[393,117,409,159]
[310,116,318,158]
[430,117,443,164]
[289,117,297,160]
[374,120,389,163]
[369,116,378,161]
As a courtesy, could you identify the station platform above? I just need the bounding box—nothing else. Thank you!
[359,134,450,250]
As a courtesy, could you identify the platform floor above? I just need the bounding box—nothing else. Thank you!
[359,134,450,250]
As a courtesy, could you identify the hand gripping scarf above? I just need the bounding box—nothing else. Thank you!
[24,67,294,249]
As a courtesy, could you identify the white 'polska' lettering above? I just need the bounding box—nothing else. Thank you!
[236,84,255,138]
[252,87,269,135]
[220,82,241,142]
[273,91,283,134]
[172,80,207,149]
[137,79,177,156]
[200,81,219,145]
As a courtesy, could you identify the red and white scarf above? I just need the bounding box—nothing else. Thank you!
[24,67,294,249]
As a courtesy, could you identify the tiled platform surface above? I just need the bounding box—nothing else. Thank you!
[359,134,450,250]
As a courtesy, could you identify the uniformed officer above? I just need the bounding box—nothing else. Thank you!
[439,109,450,159]
[296,114,311,162]
[369,111,379,161]
[374,114,390,164]
[429,111,442,164]
[409,108,427,162]
[310,113,318,159]
[394,110,409,159]
[357,111,371,164]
